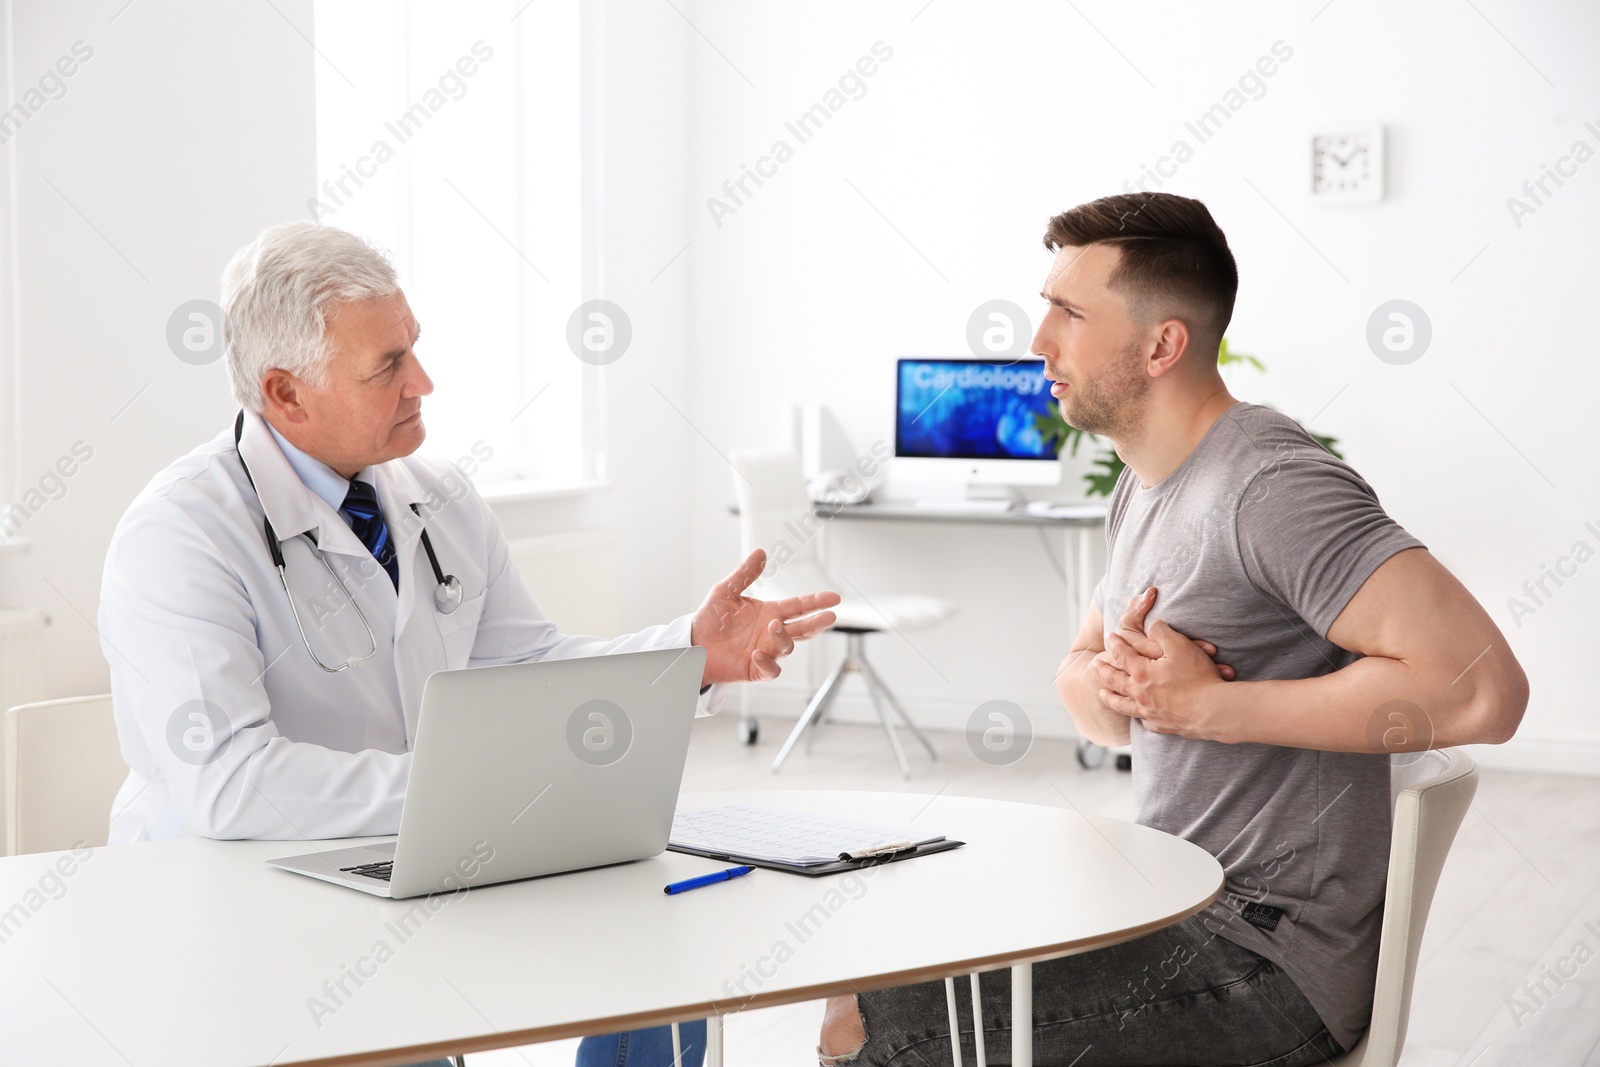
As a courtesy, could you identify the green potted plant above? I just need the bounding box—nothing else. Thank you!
[1033,338,1342,497]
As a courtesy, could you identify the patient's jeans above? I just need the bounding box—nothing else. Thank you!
[577,1021,708,1067]
[398,1021,707,1067]
[849,916,1346,1066]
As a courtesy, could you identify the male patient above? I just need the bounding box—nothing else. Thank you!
[817,192,1528,1065]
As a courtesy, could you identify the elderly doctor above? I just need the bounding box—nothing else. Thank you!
[99,222,835,1067]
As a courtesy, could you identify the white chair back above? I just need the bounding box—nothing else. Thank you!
[1342,748,1478,1066]
[4,694,125,855]
[729,449,835,599]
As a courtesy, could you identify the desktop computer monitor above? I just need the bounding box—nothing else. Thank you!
[893,357,1062,488]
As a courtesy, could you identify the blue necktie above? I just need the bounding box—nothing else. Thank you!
[340,479,398,590]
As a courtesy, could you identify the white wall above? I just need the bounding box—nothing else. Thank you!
[0,0,699,700]
[1,0,321,699]
[5,0,1597,776]
[683,0,1600,773]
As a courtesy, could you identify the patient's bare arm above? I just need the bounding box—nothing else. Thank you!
[1096,549,1528,750]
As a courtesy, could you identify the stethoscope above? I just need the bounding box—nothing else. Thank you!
[233,412,465,673]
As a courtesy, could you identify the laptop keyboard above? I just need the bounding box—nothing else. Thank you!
[339,861,393,882]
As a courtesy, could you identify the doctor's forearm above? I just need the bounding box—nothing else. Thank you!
[174,740,412,840]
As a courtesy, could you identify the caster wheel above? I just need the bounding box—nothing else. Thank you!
[1076,740,1105,769]
[1115,753,1132,772]
[738,718,760,745]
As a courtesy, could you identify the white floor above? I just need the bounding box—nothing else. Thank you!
[470,714,1600,1067]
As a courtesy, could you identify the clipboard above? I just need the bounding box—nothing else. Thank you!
[666,837,965,877]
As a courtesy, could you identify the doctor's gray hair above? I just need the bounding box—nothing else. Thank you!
[221,221,400,413]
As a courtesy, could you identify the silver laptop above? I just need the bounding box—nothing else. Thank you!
[267,646,707,899]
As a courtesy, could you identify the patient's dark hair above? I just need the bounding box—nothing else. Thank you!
[1043,192,1238,354]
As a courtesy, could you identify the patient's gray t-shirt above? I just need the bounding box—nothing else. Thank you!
[1093,402,1424,1052]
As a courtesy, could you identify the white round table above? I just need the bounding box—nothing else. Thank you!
[0,790,1222,1067]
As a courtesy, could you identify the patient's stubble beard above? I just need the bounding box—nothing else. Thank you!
[1062,338,1149,448]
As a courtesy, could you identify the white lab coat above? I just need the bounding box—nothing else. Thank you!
[100,411,709,844]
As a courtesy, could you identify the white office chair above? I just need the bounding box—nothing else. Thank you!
[1327,747,1478,1067]
[730,449,956,778]
[4,694,125,856]
[943,748,1479,1067]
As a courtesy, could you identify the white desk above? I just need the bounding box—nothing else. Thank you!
[0,790,1220,1067]
[804,500,1106,626]
[728,500,1107,627]
[808,502,1114,770]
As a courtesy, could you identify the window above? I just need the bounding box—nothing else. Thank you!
[311,1,589,487]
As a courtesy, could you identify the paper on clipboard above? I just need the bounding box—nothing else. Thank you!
[669,802,945,867]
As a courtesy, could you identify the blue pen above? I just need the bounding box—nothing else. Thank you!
[664,865,754,895]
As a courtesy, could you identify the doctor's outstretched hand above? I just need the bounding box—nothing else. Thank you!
[691,549,840,684]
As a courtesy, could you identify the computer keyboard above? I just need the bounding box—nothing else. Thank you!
[339,860,393,881]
